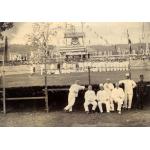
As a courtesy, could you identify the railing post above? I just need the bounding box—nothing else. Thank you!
[88,66,91,85]
[2,70,6,114]
[45,87,49,113]
[2,39,6,114]
[44,48,49,112]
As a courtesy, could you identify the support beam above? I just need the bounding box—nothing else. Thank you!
[88,67,91,85]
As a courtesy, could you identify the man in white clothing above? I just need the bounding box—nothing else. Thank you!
[119,73,136,109]
[104,78,114,111]
[40,64,44,75]
[97,84,110,113]
[111,83,125,114]
[64,80,85,112]
[84,85,97,114]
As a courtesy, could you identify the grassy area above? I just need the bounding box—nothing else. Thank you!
[4,69,150,88]
[0,108,150,127]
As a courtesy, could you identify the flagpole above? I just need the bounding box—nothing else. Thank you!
[2,36,6,114]
[127,29,131,79]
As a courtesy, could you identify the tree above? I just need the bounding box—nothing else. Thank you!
[26,23,62,63]
[0,22,13,40]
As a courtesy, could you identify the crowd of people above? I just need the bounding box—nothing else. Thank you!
[39,61,129,75]
[64,73,147,114]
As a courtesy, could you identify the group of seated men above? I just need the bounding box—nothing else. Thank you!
[64,73,147,114]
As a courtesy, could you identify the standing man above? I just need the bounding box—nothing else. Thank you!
[30,64,36,76]
[111,82,125,114]
[104,78,114,111]
[136,74,147,109]
[84,85,97,114]
[57,62,61,74]
[40,64,44,75]
[119,73,136,110]
[64,80,85,113]
[97,84,110,113]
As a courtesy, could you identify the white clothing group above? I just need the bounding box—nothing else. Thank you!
[64,79,136,114]
[40,61,129,75]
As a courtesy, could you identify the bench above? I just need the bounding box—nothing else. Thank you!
[0,89,49,114]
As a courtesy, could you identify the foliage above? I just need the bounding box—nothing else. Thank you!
[0,22,13,39]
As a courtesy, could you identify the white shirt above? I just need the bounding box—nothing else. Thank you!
[97,90,109,102]
[50,64,55,70]
[104,83,114,95]
[111,88,125,101]
[69,84,85,97]
[119,79,136,94]
[84,90,96,102]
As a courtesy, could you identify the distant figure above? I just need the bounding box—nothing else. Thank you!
[104,78,114,111]
[40,64,44,75]
[30,64,36,76]
[57,63,61,74]
[84,85,97,114]
[76,63,79,72]
[64,80,85,113]
[97,84,110,113]
[111,83,125,114]
[119,73,136,109]
[136,74,147,109]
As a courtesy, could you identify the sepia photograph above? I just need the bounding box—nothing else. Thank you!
[0,22,150,127]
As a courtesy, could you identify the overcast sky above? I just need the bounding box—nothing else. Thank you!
[4,22,150,45]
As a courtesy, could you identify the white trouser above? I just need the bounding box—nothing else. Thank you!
[107,92,113,111]
[41,68,43,75]
[124,93,133,109]
[98,101,110,113]
[116,101,122,111]
[64,93,76,112]
[112,97,124,111]
[84,100,97,112]
[109,97,114,111]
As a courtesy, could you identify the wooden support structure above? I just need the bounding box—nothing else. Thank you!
[88,67,91,85]
[0,37,49,114]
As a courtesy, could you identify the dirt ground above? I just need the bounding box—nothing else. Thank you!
[0,107,150,127]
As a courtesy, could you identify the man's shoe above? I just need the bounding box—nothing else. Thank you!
[64,109,69,113]
[85,111,89,114]
[118,111,121,115]
[91,110,95,113]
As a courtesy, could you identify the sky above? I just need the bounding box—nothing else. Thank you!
[3,22,150,45]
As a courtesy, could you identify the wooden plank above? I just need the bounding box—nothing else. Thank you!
[0,96,45,101]
[44,88,69,91]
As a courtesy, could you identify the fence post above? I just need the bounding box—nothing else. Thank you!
[44,49,49,113]
[2,70,6,114]
[2,39,6,114]
[128,56,132,79]
[88,67,91,85]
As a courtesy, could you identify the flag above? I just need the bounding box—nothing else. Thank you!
[128,38,132,54]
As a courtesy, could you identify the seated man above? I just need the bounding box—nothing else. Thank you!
[104,78,114,111]
[84,85,97,114]
[111,82,125,114]
[97,84,110,113]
